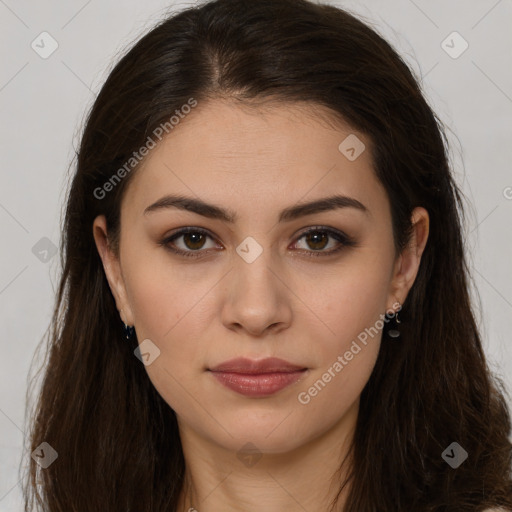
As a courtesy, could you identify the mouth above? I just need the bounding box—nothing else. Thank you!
[208,357,308,397]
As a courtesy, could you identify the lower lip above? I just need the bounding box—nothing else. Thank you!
[209,370,307,397]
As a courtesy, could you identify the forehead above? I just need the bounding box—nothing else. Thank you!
[121,99,388,223]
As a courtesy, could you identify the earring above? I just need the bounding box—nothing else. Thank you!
[120,308,135,340]
[388,304,401,338]
[123,322,135,340]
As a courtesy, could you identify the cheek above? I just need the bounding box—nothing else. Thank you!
[293,255,391,411]
[122,257,217,411]
[129,279,208,369]
[123,246,211,344]
[294,339,380,445]
[302,253,393,357]
[127,275,204,417]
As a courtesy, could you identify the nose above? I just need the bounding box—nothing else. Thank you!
[220,246,292,337]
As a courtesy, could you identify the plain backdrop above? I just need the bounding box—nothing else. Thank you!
[1,0,511,509]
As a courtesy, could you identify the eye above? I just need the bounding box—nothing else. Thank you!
[291,226,356,257]
[160,227,221,259]
[160,226,356,259]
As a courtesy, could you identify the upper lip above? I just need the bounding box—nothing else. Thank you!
[209,357,306,374]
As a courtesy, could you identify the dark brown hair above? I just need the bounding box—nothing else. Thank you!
[23,0,512,510]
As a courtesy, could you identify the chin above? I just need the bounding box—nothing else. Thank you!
[209,409,311,452]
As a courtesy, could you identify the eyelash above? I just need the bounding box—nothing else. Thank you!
[159,226,357,259]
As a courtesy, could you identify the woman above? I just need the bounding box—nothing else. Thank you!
[24,0,512,510]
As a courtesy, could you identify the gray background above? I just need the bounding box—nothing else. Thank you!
[1,0,511,509]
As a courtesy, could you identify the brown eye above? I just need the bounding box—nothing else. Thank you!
[182,232,207,250]
[160,227,221,259]
[303,231,329,250]
[292,227,357,257]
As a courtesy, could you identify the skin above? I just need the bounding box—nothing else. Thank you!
[93,99,429,512]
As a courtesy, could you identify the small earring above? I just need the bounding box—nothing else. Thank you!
[388,304,401,338]
[120,308,135,340]
[123,322,135,340]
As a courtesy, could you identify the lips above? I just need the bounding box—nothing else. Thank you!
[209,357,306,374]
[208,357,308,397]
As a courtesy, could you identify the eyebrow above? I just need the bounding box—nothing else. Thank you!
[143,193,369,223]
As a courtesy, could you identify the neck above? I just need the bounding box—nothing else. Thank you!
[175,399,358,512]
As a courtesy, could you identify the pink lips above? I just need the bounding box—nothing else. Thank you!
[208,357,308,397]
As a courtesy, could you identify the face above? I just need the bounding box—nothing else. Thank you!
[94,99,428,455]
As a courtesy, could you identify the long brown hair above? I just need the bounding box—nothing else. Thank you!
[23,0,512,510]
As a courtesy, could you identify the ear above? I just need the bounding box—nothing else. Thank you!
[387,206,430,310]
[92,215,135,326]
